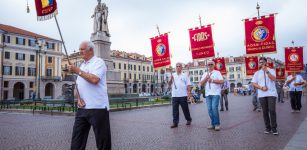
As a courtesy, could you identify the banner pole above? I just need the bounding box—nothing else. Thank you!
[54,15,81,107]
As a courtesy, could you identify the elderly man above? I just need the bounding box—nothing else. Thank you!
[168,63,192,128]
[252,57,278,135]
[200,60,224,131]
[68,41,111,150]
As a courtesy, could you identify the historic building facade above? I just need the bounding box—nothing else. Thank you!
[0,24,63,100]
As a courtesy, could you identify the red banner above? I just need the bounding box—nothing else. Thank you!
[245,56,258,76]
[213,57,226,75]
[267,58,274,69]
[285,47,304,71]
[276,68,285,80]
[189,25,215,59]
[150,33,171,69]
[35,0,58,21]
[244,14,276,55]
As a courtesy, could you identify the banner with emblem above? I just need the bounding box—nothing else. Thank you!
[189,25,215,59]
[244,14,276,55]
[35,0,58,21]
[285,47,304,71]
[213,57,226,75]
[276,68,285,80]
[267,58,274,69]
[245,56,258,76]
[150,33,171,69]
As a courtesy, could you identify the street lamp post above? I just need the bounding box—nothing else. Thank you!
[1,32,7,101]
[35,39,44,102]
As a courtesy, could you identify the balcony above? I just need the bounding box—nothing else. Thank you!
[41,76,61,81]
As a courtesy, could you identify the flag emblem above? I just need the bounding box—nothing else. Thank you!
[251,26,269,42]
[288,53,299,62]
[248,61,256,69]
[155,44,166,56]
[216,62,223,70]
[41,0,53,8]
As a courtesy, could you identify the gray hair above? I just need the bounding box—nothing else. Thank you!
[86,41,95,51]
[176,62,183,67]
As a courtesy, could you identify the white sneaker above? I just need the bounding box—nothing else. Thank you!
[214,125,220,131]
[291,110,295,113]
[207,125,214,130]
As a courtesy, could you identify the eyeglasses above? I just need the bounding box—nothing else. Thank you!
[259,61,264,64]
[208,64,214,66]
[176,66,181,68]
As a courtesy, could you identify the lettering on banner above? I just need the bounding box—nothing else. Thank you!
[192,32,210,42]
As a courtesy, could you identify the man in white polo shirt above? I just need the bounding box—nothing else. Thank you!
[68,41,111,150]
[252,57,278,135]
[286,71,305,112]
[168,62,192,128]
[200,60,224,131]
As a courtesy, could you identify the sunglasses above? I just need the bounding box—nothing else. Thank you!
[176,66,182,67]
[208,64,214,66]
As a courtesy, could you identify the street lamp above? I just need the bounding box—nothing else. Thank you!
[35,39,45,101]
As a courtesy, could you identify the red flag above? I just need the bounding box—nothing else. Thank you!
[35,0,58,21]
[213,57,226,75]
[150,33,171,69]
[189,25,215,59]
[244,14,276,55]
[267,58,274,69]
[276,68,285,80]
[245,56,258,76]
[285,47,304,71]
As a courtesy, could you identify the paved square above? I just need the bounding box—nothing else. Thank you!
[1,95,306,150]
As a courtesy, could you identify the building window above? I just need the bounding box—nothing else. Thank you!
[4,52,10,59]
[48,56,52,63]
[229,67,234,72]
[194,71,198,75]
[190,77,193,82]
[194,77,198,82]
[119,63,121,69]
[124,73,126,80]
[16,37,26,45]
[30,82,34,88]
[46,69,52,76]
[138,65,141,71]
[15,53,25,60]
[46,42,55,49]
[15,66,25,76]
[3,35,11,43]
[147,67,149,72]
[28,39,36,47]
[28,68,36,76]
[189,71,193,75]
[151,66,153,72]
[124,64,126,70]
[3,66,12,75]
[134,74,136,80]
[4,81,9,88]
[238,74,241,79]
[236,66,241,71]
[143,66,145,72]
[134,65,136,71]
[139,74,141,80]
[200,70,203,75]
[113,63,115,69]
[30,55,35,62]
[230,74,234,79]
[129,73,131,79]
[3,91,8,100]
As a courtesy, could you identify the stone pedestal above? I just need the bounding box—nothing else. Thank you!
[91,32,124,95]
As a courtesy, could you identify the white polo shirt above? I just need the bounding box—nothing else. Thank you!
[251,68,277,98]
[171,72,191,97]
[286,74,304,91]
[200,70,223,96]
[76,56,109,110]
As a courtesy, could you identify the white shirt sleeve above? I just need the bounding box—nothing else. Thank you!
[269,68,276,77]
[251,72,257,84]
[90,60,106,79]
[186,75,191,86]
[217,71,223,80]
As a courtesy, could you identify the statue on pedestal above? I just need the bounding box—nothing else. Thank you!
[91,0,110,36]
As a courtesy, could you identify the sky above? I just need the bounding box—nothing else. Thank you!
[1,0,307,66]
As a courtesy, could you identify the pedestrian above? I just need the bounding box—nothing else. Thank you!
[275,81,284,103]
[220,78,229,111]
[168,62,192,128]
[286,72,305,112]
[251,85,261,112]
[200,60,224,131]
[68,41,111,150]
[251,57,279,135]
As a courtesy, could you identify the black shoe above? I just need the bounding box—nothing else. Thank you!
[220,109,224,111]
[264,128,271,134]
[272,128,279,135]
[170,124,178,128]
[281,101,284,103]
[186,121,192,125]
[226,107,228,111]
[253,107,257,111]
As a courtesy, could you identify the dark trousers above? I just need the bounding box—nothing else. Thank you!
[289,91,302,110]
[259,97,277,130]
[71,109,111,150]
[220,93,228,110]
[172,97,192,125]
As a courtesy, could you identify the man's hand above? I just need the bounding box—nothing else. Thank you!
[208,78,213,83]
[260,86,268,92]
[187,92,192,100]
[78,99,86,108]
[68,64,81,74]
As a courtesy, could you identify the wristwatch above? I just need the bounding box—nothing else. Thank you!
[266,71,270,74]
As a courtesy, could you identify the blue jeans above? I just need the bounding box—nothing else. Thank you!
[206,95,220,126]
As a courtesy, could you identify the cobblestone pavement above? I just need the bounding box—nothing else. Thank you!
[1,95,307,150]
